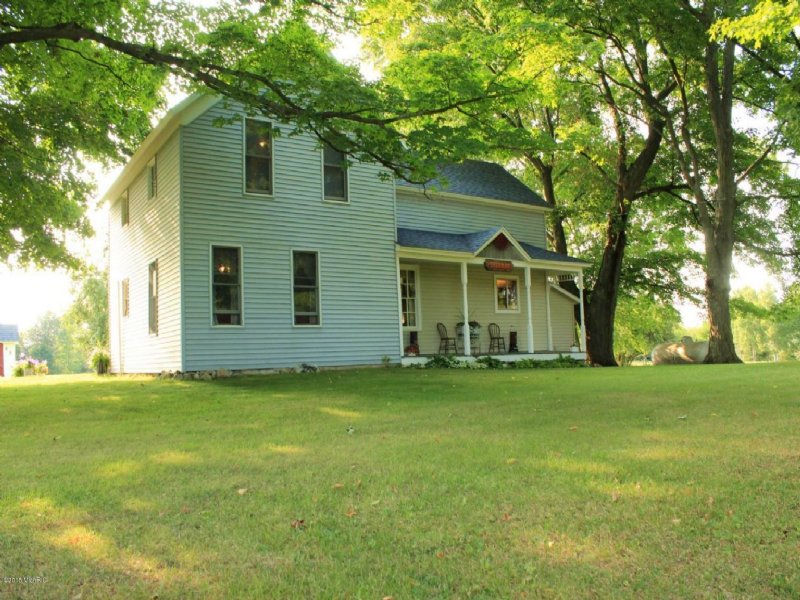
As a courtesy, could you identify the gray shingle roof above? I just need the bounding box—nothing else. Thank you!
[397,160,549,208]
[397,227,500,253]
[517,241,587,264]
[397,227,586,265]
[0,324,20,342]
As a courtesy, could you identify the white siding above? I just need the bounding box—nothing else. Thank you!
[396,190,547,247]
[1,343,16,377]
[108,132,182,373]
[181,104,400,371]
[550,289,579,350]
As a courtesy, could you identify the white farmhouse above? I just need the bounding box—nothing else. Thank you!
[104,94,589,373]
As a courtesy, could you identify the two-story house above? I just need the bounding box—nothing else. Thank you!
[104,94,588,373]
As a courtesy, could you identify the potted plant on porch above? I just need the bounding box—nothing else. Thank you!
[456,314,481,337]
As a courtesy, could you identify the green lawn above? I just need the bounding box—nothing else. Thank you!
[1,364,799,599]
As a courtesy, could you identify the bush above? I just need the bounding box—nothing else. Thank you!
[90,349,111,375]
[476,356,506,369]
[15,358,48,375]
[425,354,462,369]
[424,354,586,370]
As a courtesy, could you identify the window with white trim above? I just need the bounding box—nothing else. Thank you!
[212,246,242,326]
[323,144,347,201]
[292,251,319,325]
[495,276,519,312]
[148,260,158,335]
[400,267,419,328]
[245,118,272,194]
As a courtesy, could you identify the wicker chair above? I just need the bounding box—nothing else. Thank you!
[437,322,458,354]
[488,322,506,354]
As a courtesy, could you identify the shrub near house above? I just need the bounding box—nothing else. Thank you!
[13,358,48,377]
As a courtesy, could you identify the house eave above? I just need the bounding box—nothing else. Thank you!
[396,246,587,271]
[397,187,551,213]
[472,226,532,261]
[100,93,221,206]
[549,282,582,303]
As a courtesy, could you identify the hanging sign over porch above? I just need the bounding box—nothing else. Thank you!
[484,259,513,272]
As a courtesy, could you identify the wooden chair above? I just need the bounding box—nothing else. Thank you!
[488,322,506,354]
[437,322,458,354]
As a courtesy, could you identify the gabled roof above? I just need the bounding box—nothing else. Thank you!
[397,160,549,208]
[100,93,220,205]
[397,227,588,266]
[0,324,19,343]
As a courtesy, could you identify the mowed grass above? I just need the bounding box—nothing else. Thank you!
[1,364,799,599]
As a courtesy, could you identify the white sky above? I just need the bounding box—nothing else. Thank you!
[0,24,781,333]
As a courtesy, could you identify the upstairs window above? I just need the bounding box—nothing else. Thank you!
[245,118,273,195]
[120,191,129,226]
[292,251,319,325]
[495,276,519,312]
[323,144,348,202]
[121,279,130,317]
[147,157,157,199]
[148,260,159,335]
[212,246,242,326]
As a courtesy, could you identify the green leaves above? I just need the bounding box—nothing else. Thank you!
[1,1,169,267]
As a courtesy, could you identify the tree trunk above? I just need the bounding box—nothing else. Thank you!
[703,224,741,363]
[702,36,742,363]
[528,159,570,256]
[705,268,741,363]
[585,207,628,366]
[538,164,569,255]
[584,114,666,366]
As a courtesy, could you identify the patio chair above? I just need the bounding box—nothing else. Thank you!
[437,322,458,354]
[488,322,506,354]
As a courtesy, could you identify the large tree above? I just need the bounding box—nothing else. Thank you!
[363,0,691,365]
[651,0,799,363]
[1,0,510,267]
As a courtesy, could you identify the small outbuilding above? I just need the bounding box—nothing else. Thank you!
[0,324,20,377]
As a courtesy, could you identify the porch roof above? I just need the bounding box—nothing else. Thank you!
[0,324,19,343]
[396,227,587,265]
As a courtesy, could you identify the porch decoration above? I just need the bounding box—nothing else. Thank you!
[456,318,481,355]
[484,259,513,272]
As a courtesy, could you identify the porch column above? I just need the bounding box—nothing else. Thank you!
[396,258,405,358]
[460,262,470,356]
[524,267,534,353]
[545,272,553,351]
[578,270,587,352]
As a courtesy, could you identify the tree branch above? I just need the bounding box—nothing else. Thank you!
[0,22,517,128]
[633,183,690,199]
[736,134,779,185]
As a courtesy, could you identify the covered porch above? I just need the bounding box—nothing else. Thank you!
[395,227,589,365]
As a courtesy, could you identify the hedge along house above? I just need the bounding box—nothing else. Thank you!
[104,94,588,374]
[0,324,19,377]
